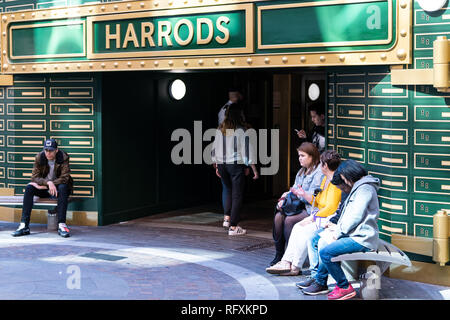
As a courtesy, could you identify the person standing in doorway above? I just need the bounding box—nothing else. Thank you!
[295,103,326,153]
[12,139,73,238]
[217,87,246,127]
[212,103,259,236]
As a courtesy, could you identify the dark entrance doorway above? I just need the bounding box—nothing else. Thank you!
[100,69,326,226]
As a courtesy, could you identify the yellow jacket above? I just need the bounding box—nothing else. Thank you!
[311,176,342,218]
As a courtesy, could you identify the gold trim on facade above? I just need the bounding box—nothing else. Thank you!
[0,0,412,73]
[257,0,393,50]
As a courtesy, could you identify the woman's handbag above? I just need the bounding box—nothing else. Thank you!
[278,192,306,216]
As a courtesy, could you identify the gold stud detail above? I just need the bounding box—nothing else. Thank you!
[2,64,8,69]
[230,58,236,64]
[214,59,219,65]
[31,13,36,17]
[2,32,5,37]
[140,61,145,67]
[2,50,5,55]
[400,29,407,37]
[184,60,189,66]
[77,64,81,69]
[169,60,174,66]
[154,1,159,7]
[11,14,15,19]
[198,59,204,65]
[320,56,326,62]
[2,16,7,22]
[380,53,387,60]
[360,54,366,61]
[140,2,145,7]
[400,1,407,9]
[101,63,106,68]
[282,57,288,63]
[264,58,270,64]
[114,62,118,68]
[21,14,25,19]
[247,58,252,64]
[127,4,132,9]
[89,63,93,68]
[154,61,159,66]
[65,64,70,69]
[396,49,407,60]
[32,65,36,70]
[113,5,118,10]
[300,56,306,63]
[101,6,105,11]
[128,62,132,67]
[22,66,26,70]
[339,55,345,62]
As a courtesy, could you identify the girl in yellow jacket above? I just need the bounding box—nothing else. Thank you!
[266,150,342,276]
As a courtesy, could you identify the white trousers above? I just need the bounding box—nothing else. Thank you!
[282,222,317,268]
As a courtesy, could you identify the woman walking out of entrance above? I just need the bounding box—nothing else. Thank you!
[266,150,342,275]
[212,103,259,236]
[270,142,324,266]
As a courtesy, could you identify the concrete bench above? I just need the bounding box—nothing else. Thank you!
[331,239,412,299]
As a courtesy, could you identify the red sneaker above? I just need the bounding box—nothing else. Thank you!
[327,284,357,300]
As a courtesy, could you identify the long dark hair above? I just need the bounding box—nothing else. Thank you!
[219,103,245,134]
[339,159,367,184]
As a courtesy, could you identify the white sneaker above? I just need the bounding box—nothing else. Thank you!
[223,216,231,228]
[228,226,247,236]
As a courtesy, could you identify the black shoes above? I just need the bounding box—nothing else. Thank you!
[269,253,283,266]
[12,226,30,237]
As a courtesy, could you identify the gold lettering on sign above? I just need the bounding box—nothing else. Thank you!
[141,22,155,47]
[197,18,214,45]
[216,16,230,44]
[174,19,194,46]
[123,23,139,48]
[158,21,173,47]
[106,24,121,49]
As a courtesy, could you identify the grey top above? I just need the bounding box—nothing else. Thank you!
[45,160,55,181]
[292,164,324,214]
[334,175,380,251]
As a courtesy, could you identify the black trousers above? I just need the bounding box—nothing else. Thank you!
[21,184,70,226]
[217,164,246,227]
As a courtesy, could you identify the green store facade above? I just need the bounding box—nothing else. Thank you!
[0,0,449,285]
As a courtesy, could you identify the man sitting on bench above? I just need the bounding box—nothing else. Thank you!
[12,139,73,238]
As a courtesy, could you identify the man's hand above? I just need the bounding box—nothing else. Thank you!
[28,182,48,190]
[297,129,307,139]
[47,181,58,197]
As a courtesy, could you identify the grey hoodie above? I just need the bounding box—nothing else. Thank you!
[334,175,380,251]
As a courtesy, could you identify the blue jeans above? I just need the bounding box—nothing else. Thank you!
[315,237,370,289]
[307,228,324,277]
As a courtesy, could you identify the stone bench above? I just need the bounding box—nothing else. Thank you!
[331,239,412,299]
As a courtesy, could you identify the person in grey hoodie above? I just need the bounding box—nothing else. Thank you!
[301,160,380,300]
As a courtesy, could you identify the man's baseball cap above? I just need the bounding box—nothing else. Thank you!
[44,139,58,151]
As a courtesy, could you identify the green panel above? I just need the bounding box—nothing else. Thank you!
[415,129,450,147]
[415,153,450,171]
[415,7,450,26]
[336,83,365,97]
[92,11,246,53]
[7,120,46,132]
[414,224,433,239]
[378,196,408,216]
[368,127,408,145]
[50,87,93,99]
[368,105,408,121]
[7,136,46,148]
[259,1,390,47]
[414,105,450,122]
[7,104,46,115]
[50,120,94,132]
[7,87,45,99]
[11,20,85,59]
[7,152,37,164]
[8,167,32,181]
[414,199,450,219]
[337,125,365,141]
[336,104,365,119]
[368,83,407,97]
[415,177,450,195]
[50,104,94,115]
[336,145,365,163]
[415,32,450,50]
[368,149,407,168]
[369,171,407,192]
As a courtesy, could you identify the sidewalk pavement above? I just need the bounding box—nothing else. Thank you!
[0,201,448,300]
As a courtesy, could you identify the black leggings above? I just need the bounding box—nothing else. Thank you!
[272,210,309,256]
